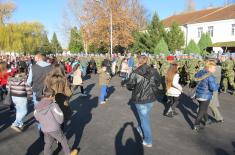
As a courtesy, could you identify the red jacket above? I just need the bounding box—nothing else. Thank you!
[0,70,10,86]
[65,64,72,74]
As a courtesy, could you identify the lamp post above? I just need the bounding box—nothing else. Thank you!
[96,0,113,57]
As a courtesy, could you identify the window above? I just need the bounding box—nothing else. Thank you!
[232,24,235,36]
[198,27,203,38]
[208,26,214,37]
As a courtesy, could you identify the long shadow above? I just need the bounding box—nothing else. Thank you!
[26,136,44,155]
[177,93,198,129]
[115,122,144,155]
[106,86,116,99]
[0,106,15,133]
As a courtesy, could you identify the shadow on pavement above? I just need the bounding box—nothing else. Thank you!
[0,106,15,133]
[65,83,98,150]
[115,122,144,155]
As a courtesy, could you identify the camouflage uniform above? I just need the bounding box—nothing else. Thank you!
[221,59,235,92]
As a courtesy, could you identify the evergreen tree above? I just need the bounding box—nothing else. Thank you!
[198,33,212,55]
[131,31,151,52]
[148,12,167,52]
[166,22,185,53]
[154,38,169,55]
[41,33,52,54]
[51,32,62,54]
[184,39,200,54]
[68,27,83,53]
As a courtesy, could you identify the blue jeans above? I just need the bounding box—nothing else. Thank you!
[33,92,41,130]
[100,85,107,102]
[135,102,154,144]
[12,96,28,127]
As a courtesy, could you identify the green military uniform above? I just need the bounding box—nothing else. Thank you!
[221,59,235,93]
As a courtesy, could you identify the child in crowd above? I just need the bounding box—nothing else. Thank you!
[98,63,111,104]
[34,88,77,155]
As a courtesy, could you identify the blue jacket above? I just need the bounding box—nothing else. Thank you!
[195,70,219,101]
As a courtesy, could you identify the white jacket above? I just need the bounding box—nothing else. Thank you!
[166,74,182,97]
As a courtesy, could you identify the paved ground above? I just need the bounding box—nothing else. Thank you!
[0,75,235,155]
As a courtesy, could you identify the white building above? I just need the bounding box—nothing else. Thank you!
[162,4,235,52]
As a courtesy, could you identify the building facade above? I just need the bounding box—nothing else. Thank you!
[162,4,235,52]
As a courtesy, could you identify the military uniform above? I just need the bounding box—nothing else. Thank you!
[221,59,235,93]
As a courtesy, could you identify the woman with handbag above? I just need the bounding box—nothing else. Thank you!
[7,68,32,132]
[120,58,129,87]
[165,63,183,117]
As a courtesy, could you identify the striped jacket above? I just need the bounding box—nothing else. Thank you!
[7,73,33,98]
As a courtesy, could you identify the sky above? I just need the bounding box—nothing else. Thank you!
[9,0,226,48]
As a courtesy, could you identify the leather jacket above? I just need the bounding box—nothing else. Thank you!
[126,64,161,104]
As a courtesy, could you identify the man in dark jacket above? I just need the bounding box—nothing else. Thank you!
[126,55,161,147]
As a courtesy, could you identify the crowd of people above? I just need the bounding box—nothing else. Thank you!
[0,52,234,153]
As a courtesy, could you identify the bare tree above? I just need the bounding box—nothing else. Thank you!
[0,0,16,26]
[185,0,196,12]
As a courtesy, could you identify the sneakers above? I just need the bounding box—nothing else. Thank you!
[70,149,78,155]
[165,111,174,118]
[193,125,204,132]
[11,125,23,132]
[216,120,224,123]
[81,93,87,97]
[142,141,152,148]
[100,101,106,105]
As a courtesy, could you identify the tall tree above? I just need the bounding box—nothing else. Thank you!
[69,0,147,52]
[0,22,45,54]
[68,27,83,53]
[0,1,16,26]
[185,0,196,12]
[198,33,212,55]
[154,38,169,55]
[131,31,151,52]
[166,22,185,53]
[51,32,63,54]
[148,12,167,52]
[184,39,201,54]
[41,33,52,54]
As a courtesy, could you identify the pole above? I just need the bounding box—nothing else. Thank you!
[110,9,113,58]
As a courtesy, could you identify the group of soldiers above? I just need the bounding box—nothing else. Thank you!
[149,54,235,94]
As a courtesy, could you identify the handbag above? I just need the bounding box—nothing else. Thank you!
[3,85,12,106]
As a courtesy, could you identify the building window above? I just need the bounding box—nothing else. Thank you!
[198,27,203,38]
[208,26,214,37]
[232,24,235,36]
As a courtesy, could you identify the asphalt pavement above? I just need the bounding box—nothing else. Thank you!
[0,75,234,155]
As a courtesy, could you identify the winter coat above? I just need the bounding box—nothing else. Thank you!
[73,68,83,85]
[194,70,219,101]
[166,73,182,97]
[126,64,161,104]
[98,70,111,86]
[34,98,64,133]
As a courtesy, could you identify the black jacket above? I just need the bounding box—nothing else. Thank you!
[126,64,161,104]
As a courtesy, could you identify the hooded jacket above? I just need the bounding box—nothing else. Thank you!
[126,64,161,104]
[194,70,219,101]
[34,98,64,133]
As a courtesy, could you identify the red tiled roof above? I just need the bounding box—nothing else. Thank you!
[162,4,235,27]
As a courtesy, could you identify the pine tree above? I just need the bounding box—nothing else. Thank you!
[154,38,169,55]
[166,22,185,53]
[51,32,62,54]
[41,33,52,54]
[148,12,167,52]
[68,27,83,53]
[198,33,212,55]
[184,39,200,54]
[131,31,151,52]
